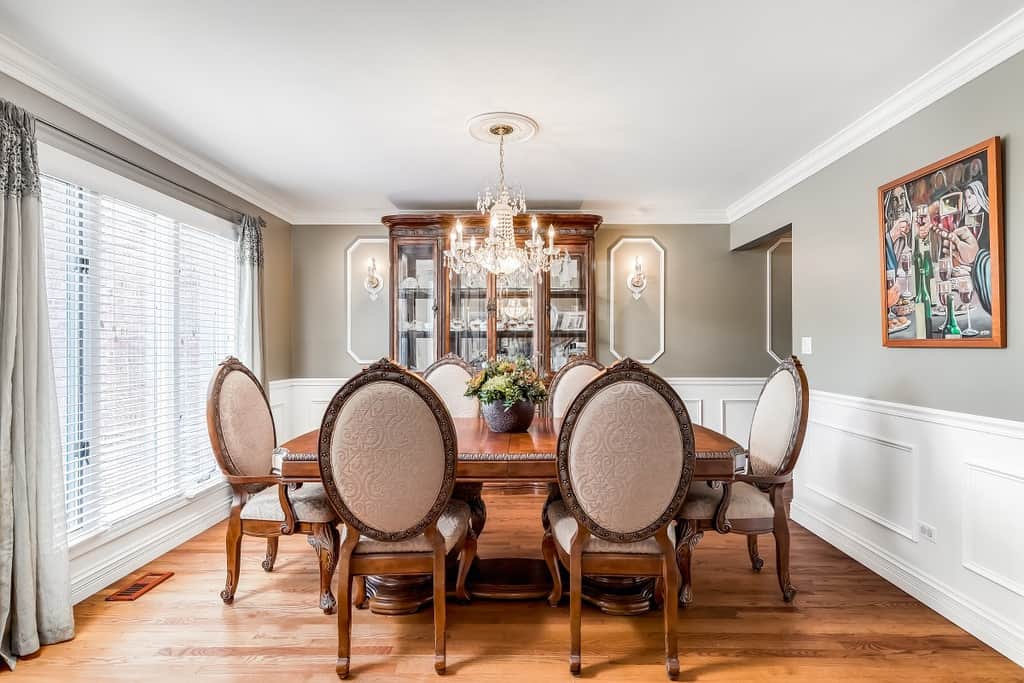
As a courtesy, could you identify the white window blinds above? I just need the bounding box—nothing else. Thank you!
[42,173,237,543]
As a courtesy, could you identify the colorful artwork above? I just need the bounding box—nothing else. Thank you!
[878,137,1004,347]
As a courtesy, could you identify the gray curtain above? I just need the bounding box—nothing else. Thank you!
[0,100,74,668]
[237,214,266,384]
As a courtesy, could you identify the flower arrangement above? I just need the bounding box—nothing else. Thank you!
[465,357,548,409]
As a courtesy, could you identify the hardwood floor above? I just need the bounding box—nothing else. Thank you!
[12,491,1021,681]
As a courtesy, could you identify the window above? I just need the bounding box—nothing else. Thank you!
[42,173,237,544]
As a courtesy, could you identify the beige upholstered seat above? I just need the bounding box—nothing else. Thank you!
[423,355,479,418]
[207,357,340,615]
[318,359,475,678]
[676,356,809,606]
[350,500,470,554]
[241,483,336,523]
[542,358,696,678]
[547,500,675,554]
[549,359,603,419]
[679,481,775,520]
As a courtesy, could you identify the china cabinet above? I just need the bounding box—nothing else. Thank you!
[383,213,601,376]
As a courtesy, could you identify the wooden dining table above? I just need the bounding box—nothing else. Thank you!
[279,416,744,616]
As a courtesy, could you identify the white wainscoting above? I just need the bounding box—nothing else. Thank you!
[268,377,766,447]
[792,390,1024,668]
[70,482,232,604]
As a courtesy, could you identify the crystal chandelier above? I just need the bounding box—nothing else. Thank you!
[444,123,565,287]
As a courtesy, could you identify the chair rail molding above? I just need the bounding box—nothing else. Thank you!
[792,388,1024,667]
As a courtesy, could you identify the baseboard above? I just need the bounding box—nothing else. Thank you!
[792,500,1024,668]
[70,483,231,604]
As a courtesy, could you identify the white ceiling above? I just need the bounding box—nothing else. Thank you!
[1,1,1023,224]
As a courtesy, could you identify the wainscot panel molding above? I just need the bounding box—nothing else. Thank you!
[269,377,766,447]
[70,482,232,604]
[792,390,1024,667]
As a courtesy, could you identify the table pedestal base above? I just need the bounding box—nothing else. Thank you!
[581,576,657,615]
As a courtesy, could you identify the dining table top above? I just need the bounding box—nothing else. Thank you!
[278,416,744,483]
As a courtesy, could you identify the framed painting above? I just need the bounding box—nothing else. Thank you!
[878,136,1004,348]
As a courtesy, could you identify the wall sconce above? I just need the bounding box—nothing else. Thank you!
[364,257,384,301]
[626,255,647,300]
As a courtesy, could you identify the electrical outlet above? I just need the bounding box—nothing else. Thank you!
[919,522,937,543]
[801,337,813,355]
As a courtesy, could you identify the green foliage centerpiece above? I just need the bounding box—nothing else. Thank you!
[465,358,547,433]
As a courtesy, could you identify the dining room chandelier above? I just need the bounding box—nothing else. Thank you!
[444,118,564,286]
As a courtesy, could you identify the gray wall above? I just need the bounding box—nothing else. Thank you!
[291,222,776,378]
[0,71,294,381]
[770,241,793,358]
[730,51,1024,421]
[598,225,776,376]
[292,225,387,377]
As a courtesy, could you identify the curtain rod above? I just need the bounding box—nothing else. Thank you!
[36,117,246,223]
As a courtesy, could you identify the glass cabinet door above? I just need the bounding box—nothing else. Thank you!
[447,270,488,368]
[495,267,537,363]
[547,247,589,372]
[395,241,437,371]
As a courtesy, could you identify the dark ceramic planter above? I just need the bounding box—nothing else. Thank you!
[481,399,536,433]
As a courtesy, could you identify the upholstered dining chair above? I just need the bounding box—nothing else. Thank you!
[206,357,340,613]
[677,356,809,604]
[422,353,479,418]
[547,357,604,420]
[318,358,476,678]
[542,357,696,679]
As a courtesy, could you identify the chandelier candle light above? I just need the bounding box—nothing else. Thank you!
[444,119,567,287]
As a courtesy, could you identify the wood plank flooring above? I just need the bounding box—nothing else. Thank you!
[11,491,1021,681]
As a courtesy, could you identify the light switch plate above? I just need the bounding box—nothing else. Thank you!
[801,337,813,355]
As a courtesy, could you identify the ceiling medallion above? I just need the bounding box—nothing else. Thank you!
[445,113,564,287]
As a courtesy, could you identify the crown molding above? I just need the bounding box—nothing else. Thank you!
[0,32,298,223]
[291,206,731,227]
[725,7,1024,223]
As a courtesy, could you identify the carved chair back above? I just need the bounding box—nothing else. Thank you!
[556,358,696,543]
[318,358,458,542]
[548,357,604,420]
[746,356,810,477]
[423,353,479,418]
[206,356,277,479]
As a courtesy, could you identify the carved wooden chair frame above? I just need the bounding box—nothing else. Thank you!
[544,356,604,419]
[543,357,696,679]
[676,355,809,606]
[317,358,476,678]
[422,351,476,380]
[206,356,341,614]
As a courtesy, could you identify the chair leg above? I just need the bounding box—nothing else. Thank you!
[314,524,341,614]
[657,528,680,680]
[352,576,367,609]
[425,525,447,675]
[455,529,477,602]
[220,511,243,604]
[336,573,354,679]
[747,534,764,572]
[262,537,279,572]
[568,528,588,675]
[676,520,701,608]
[773,497,797,602]
[335,525,359,679]
[541,531,562,606]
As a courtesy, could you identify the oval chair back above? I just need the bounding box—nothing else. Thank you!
[548,357,603,420]
[318,358,458,542]
[746,356,810,478]
[423,353,479,419]
[556,357,695,543]
[206,356,276,480]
